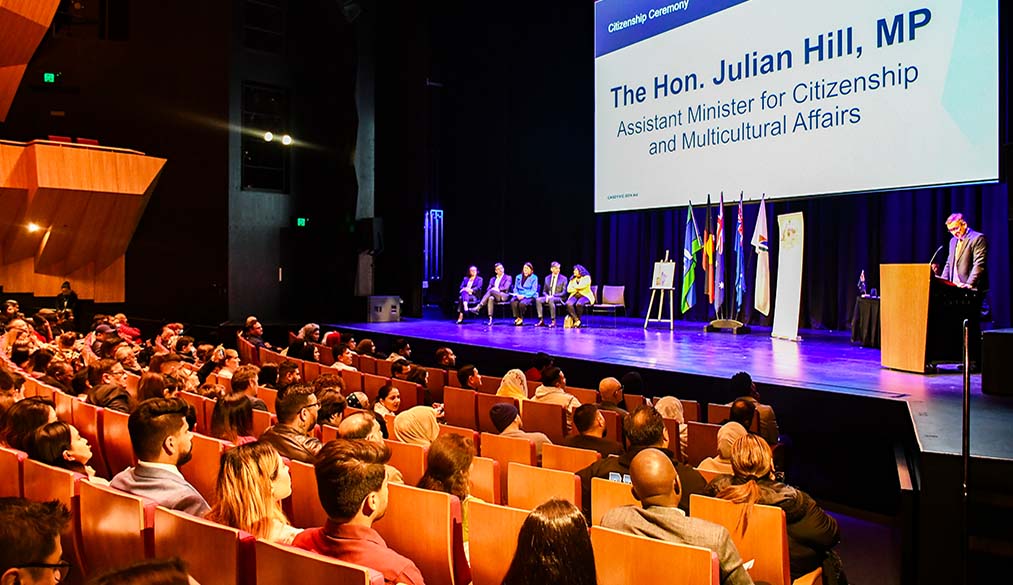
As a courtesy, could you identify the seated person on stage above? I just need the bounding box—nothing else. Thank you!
[535,261,568,328]
[729,372,779,445]
[457,364,483,392]
[563,404,623,458]
[510,262,540,326]
[292,440,425,585]
[935,212,988,292]
[475,263,513,325]
[601,449,754,585]
[576,405,706,520]
[698,421,748,476]
[490,402,552,463]
[110,397,211,517]
[259,384,324,464]
[565,264,595,328]
[707,434,846,583]
[597,377,628,415]
[456,266,484,324]
[530,367,581,433]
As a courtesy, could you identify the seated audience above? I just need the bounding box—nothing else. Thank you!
[597,376,628,415]
[601,449,753,585]
[490,403,552,462]
[456,365,482,391]
[114,344,142,375]
[0,369,21,416]
[374,384,401,418]
[698,422,749,478]
[292,440,425,585]
[653,396,689,457]
[576,405,705,520]
[215,349,242,380]
[417,434,483,543]
[387,338,412,362]
[435,346,456,369]
[725,398,757,432]
[390,359,411,380]
[620,371,645,397]
[707,434,845,582]
[530,367,580,433]
[195,382,226,400]
[276,360,302,390]
[258,363,278,389]
[337,411,404,484]
[524,352,553,383]
[209,393,257,445]
[87,359,133,413]
[495,369,529,401]
[138,372,177,402]
[206,442,302,544]
[88,557,195,585]
[332,345,357,371]
[355,339,377,357]
[563,404,623,458]
[346,391,370,410]
[242,316,274,349]
[730,371,779,445]
[317,391,347,427]
[110,397,210,516]
[391,406,439,447]
[1,396,58,451]
[27,421,109,484]
[502,499,596,585]
[313,373,344,396]
[259,384,323,464]
[405,365,429,389]
[0,498,72,585]
[231,365,268,411]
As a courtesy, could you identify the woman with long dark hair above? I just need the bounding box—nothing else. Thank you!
[27,421,108,484]
[209,393,257,445]
[417,434,482,543]
[502,498,597,585]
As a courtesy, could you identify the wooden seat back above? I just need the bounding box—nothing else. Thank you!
[600,409,624,445]
[469,455,500,504]
[101,408,135,475]
[78,481,155,576]
[569,386,598,404]
[476,394,517,434]
[340,369,364,392]
[0,446,25,497]
[443,387,477,430]
[468,501,528,585]
[374,358,393,378]
[258,387,278,413]
[663,417,683,462]
[288,458,328,529]
[623,393,646,411]
[707,403,760,431]
[391,378,425,410]
[362,373,389,404]
[53,390,75,423]
[686,421,721,467]
[590,477,639,526]
[519,400,566,443]
[384,439,428,486]
[153,506,255,585]
[681,399,701,422]
[180,433,227,505]
[590,526,719,585]
[542,443,600,473]
[254,539,373,585]
[506,462,581,510]
[423,367,448,402]
[479,433,536,500]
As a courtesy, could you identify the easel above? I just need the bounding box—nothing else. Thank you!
[644,250,676,330]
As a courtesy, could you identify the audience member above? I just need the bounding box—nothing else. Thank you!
[620,371,644,397]
[206,442,302,544]
[27,421,108,484]
[490,403,552,462]
[242,316,273,349]
[392,406,439,447]
[336,411,404,483]
[87,359,133,413]
[138,372,175,402]
[1,396,57,451]
[110,397,210,516]
[374,384,401,418]
[530,367,580,433]
[114,344,142,375]
[346,391,370,410]
[564,404,623,458]
[524,352,553,382]
[276,361,301,390]
[502,499,596,585]
[209,393,257,445]
[730,371,779,445]
[387,338,412,362]
[495,369,529,401]
[405,365,429,388]
[597,376,628,415]
[317,391,347,427]
[456,365,482,392]
[332,346,357,371]
[698,422,749,477]
[435,346,456,369]
[390,359,411,380]
[0,498,72,585]
[231,365,268,411]
[576,405,705,520]
[726,398,757,432]
[87,557,195,585]
[292,440,425,585]
[259,384,323,463]
[601,449,753,585]
[258,363,278,389]
[355,339,376,357]
[707,434,845,582]
[653,396,689,457]
[417,434,483,543]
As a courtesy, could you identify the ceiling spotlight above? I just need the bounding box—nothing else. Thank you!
[27,222,41,233]
[263,131,274,142]
[281,134,293,146]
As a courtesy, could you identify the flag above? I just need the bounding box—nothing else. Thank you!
[714,194,725,315]
[752,194,770,316]
[703,194,715,305]
[734,193,746,313]
[681,202,703,313]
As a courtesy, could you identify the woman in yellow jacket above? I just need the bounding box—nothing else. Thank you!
[565,264,595,327]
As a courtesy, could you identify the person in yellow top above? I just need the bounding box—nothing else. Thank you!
[565,264,595,327]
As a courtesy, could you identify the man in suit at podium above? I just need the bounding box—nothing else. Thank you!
[938,213,988,292]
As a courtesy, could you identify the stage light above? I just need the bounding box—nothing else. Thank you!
[281,134,293,146]
[263,131,274,142]
[27,222,41,233]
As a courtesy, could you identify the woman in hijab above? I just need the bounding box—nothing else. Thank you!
[698,421,748,475]
[496,369,529,401]
[653,396,689,458]
[392,406,440,447]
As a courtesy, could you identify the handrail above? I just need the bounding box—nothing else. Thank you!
[0,138,145,156]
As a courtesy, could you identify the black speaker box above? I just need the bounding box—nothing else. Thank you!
[982,329,1013,396]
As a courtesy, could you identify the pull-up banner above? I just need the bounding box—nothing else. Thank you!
[772,212,804,341]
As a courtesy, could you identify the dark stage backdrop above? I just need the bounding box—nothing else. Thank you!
[427,3,1012,329]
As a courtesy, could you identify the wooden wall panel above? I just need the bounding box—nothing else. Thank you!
[0,0,60,121]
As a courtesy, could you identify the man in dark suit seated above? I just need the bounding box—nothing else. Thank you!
[474,263,513,326]
[535,261,568,327]
[564,404,623,458]
[456,266,484,324]
[110,397,210,516]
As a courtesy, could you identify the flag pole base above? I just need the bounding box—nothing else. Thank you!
[705,319,751,334]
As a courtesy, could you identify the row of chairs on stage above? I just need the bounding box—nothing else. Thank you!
[465,285,629,327]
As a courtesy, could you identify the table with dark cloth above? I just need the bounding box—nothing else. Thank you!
[851,296,881,348]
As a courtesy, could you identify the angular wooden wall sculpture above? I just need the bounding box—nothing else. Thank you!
[0,140,166,302]
[0,0,60,121]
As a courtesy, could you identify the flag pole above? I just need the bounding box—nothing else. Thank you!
[706,192,750,334]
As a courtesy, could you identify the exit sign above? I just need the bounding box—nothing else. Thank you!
[43,72,56,83]
[296,217,308,227]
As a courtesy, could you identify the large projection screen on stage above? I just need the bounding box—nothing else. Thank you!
[593,0,1000,213]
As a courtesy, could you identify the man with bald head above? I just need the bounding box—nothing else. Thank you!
[602,449,753,585]
[337,412,404,484]
[598,377,627,415]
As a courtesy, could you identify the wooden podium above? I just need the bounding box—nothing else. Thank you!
[880,264,982,373]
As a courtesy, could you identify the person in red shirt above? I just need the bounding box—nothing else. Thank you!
[292,440,425,585]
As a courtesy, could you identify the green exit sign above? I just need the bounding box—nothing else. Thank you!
[296,217,308,227]
[43,72,56,83]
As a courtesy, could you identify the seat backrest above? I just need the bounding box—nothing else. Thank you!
[542,443,600,473]
[254,539,373,585]
[685,421,722,467]
[479,433,536,500]
[437,424,479,451]
[180,433,226,505]
[469,456,500,505]
[32,378,53,400]
[600,409,624,445]
[124,372,140,399]
[358,354,378,374]
[623,394,646,411]
[519,400,566,444]
[321,423,339,443]
[384,439,427,486]
[154,506,254,585]
[71,400,110,478]
[681,399,701,422]
[525,380,539,398]
[258,387,278,413]
[478,375,502,395]
[288,459,328,529]
[423,367,447,401]
[468,501,528,585]
[341,369,364,392]
[663,417,682,462]
[315,343,335,366]
[252,408,273,438]
[362,373,389,404]
[0,446,25,497]
[590,477,639,526]
[101,408,135,476]
[590,526,719,585]
[601,285,626,305]
[303,360,321,382]
[568,387,598,404]
[506,462,580,511]
[695,467,721,484]
[79,481,155,576]
[390,379,424,410]
[476,394,517,434]
[22,459,83,507]
[374,358,393,378]
[706,403,760,432]
[179,392,206,433]
[374,483,470,585]
[53,390,74,423]
[690,494,792,585]
[201,395,217,434]
[443,387,477,430]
